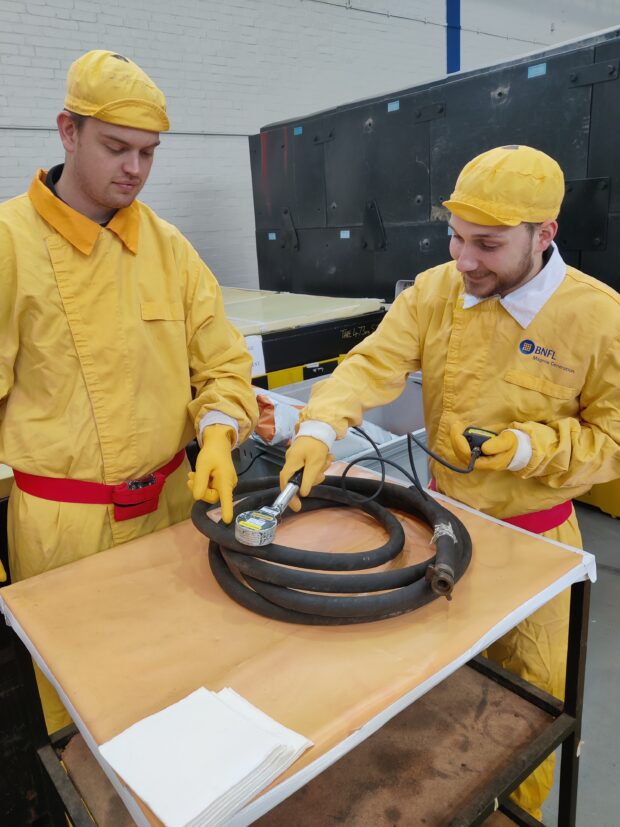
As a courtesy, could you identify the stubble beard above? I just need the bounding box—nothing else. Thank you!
[464,246,536,299]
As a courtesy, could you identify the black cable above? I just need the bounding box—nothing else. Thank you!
[407,430,480,474]
[343,426,428,503]
[342,454,421,494]
[192,475,472,626]
[407,433,430,500]
[343,425,387,503]
[236,449,269,477]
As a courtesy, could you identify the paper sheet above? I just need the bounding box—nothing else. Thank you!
[99,687,312,827]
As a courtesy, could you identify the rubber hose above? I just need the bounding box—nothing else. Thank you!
[192,475,472,626]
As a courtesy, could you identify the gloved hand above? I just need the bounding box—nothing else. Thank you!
[188,424,237,523]
[279,436,333,512]
[450,422,519,471]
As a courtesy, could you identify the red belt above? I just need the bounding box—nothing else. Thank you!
[428,479,572,534]
[13,450,186,523]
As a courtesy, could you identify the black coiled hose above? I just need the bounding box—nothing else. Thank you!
[192,475,472,626]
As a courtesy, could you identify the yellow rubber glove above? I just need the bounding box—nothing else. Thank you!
[279,436,333,512]
[449,422,518,471]
[449,421,474,466]
[478,430,519,470]
[0,559,7,583]
[188,424,237,523]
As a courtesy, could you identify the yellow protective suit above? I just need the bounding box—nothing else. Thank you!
[303,260,620,514]
[0,170,258,732]
[302,259,620,815]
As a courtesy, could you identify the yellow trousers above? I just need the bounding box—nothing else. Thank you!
[486,507,582,820]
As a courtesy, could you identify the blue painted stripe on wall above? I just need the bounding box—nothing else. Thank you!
[446,0,461,74]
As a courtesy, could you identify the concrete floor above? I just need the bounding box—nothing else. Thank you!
[542,503,620,827]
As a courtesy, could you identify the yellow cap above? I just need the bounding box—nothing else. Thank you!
[442,145,564,226]
[64,50,169,132]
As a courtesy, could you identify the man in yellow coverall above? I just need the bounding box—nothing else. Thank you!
[280,145,620,819]
[0,50,258,732]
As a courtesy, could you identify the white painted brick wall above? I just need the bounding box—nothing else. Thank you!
[0,0,616,288]
[461,0,620,69]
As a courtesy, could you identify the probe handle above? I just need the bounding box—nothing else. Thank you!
[271,471,303,514]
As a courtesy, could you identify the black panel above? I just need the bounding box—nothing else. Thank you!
[261,310,386,373]
[589,40,620,213]
[373,223,452,300]
[429,49,593,213]
[257,223,451,302]
[287,227,374,297]
[290,119,328,226]
[558,246,581,271]
[249,130,293,231]
[558,178,610,250]
[581,214,620,293]
[324,95,430,227]
[254,229,291,292]
[303,359,338,380]
[251,31,620,297]
[251,374,269,389]
[249,120,327,231]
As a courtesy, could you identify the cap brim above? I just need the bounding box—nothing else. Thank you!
[442,199,521,227]
[95,99,169,132]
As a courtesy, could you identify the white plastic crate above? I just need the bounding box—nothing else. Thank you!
[239,373,429,486]
[274,372,424,436]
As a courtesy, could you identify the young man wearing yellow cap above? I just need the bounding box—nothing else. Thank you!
[0,50,258,732]
[280,144,620,818]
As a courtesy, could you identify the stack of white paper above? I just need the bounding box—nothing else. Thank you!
[99,687,313,827]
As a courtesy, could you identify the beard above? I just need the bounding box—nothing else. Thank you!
[463,246,536,299]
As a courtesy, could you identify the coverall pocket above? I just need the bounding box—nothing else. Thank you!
[503,369,577,400]
[140,301,184,321]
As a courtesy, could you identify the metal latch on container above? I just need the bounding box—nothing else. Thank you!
[414,102,446,122]
[281,207,299,250]
[362,199,387,251]
[568,59,619,86]
[310,127,336,145]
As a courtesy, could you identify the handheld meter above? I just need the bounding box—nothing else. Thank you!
[462,427,497,451]
[234,473,302,547]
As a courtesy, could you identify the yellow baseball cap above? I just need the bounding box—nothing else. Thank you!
[442,145,564,226]
[64,50,169,132]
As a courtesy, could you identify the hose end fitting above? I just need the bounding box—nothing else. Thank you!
[426,563,455,600]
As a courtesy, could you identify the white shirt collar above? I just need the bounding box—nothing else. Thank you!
[462,242,566,328]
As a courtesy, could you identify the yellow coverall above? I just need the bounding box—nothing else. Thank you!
[301,259,620,817]
[0,170,258,732]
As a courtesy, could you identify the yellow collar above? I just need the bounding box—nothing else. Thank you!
[29,170,140,255]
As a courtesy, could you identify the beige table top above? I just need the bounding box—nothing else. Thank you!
[221,287,384,336]
[0,482,594,827]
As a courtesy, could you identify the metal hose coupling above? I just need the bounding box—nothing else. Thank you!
[426,562,456,600]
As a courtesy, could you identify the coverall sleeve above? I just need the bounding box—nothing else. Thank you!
[513,329,620,488]
[183,246,258,444]
[0,224,18,417]
[301,287,422,438]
